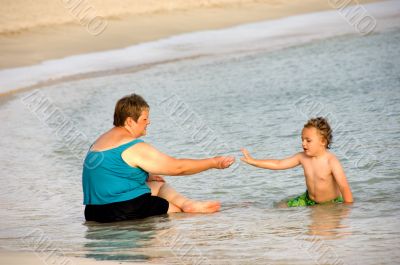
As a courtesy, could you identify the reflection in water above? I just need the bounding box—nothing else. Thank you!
[82,213,201,264]
[307,204,351,238]
[83,215,171,262]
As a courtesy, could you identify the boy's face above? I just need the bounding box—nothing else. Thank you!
[301,127,327,156]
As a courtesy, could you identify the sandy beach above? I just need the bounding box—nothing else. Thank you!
[0,0,382,70]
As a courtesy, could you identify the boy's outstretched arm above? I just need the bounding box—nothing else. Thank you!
[241,148,301,170]
[330,156,354,203]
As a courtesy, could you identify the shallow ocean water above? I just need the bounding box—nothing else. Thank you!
[0,27,399,264]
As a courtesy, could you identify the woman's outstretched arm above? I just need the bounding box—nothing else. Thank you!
[122,142,235,176]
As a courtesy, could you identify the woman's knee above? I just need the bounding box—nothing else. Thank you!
[147,181,165,196]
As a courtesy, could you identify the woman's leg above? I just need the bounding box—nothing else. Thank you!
[147,181,182,213]
[147,181,220,213]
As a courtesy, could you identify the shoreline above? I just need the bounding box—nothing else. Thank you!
[0,55,202,98]
[0,0,382,70]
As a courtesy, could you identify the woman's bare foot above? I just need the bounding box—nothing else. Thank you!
[181,200,221,213]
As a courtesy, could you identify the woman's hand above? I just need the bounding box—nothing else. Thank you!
[240,148,254,164]
[213,156,235,169]
[148,175,165,182]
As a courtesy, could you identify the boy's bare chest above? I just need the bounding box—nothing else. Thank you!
[302,159,332,182]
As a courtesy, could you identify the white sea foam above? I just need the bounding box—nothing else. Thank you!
[0,0,399,94]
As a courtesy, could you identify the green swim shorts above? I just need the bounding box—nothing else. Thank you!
[287,191,343,207]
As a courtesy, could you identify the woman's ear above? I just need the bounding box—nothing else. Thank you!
[124,117,135,127]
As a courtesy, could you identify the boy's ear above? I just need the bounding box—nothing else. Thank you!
[321,137,327,147]
[318,135,326,146]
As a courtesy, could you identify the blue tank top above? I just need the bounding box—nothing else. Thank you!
[82,139,150,205]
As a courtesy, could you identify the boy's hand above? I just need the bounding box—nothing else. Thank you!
[240,148,254,164]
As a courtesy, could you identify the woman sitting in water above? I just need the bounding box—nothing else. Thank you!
[82,94,235,223]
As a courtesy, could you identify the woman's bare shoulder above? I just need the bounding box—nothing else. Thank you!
[91,128,135,151]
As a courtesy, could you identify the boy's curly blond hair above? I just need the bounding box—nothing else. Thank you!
[304,117,332,149]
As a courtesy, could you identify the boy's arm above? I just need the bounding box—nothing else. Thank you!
[330,156,354,203]
[241,148,301,170]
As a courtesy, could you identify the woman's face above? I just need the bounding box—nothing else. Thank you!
[136,109,150,136]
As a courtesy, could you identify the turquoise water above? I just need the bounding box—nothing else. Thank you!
[0,28,399,264]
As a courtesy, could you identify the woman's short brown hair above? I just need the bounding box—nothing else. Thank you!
[113,94,149,126]
[304,117,333,149]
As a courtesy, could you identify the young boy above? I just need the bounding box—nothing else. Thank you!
[241,117,353,207]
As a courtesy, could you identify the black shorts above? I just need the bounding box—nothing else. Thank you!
[84,193,169,223]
